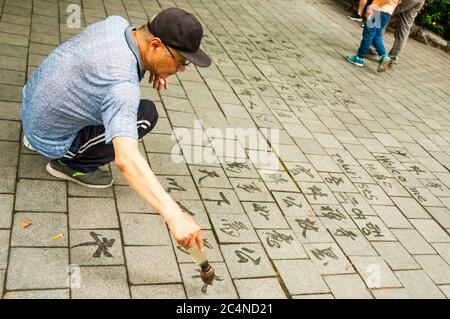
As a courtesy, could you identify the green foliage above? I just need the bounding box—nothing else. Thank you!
[416,0,450,40]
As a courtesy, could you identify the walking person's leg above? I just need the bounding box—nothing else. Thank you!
[358,23,378,57]
[373,26,390,72]
[46,99,159,188]
[371,12,392,72]
[347,0,368,21]
[346,17,378,67]
[388,0,425,66]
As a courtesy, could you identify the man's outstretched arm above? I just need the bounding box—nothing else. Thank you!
[112,136,204,251]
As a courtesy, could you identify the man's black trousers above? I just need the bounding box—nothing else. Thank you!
[61,99,158,173]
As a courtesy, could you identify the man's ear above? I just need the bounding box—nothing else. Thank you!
[149,37,163,52]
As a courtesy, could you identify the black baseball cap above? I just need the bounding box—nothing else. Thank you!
[148,8,211,67]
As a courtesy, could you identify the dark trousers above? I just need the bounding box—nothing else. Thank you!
[389,0,425,60]
[61,99,158,173]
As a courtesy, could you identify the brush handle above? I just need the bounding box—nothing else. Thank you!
[188,244,208,266]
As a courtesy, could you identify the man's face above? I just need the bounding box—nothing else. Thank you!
[144,37,187,80]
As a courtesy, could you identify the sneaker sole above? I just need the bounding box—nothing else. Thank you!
[23,136,37,152]
[378,59,391,72]
[46,163,113,189]
[347,17,362,22]
[346,57,364,67]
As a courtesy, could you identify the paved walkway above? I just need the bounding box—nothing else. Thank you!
[1,0,450,299]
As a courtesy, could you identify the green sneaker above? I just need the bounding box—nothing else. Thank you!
[46,160,113,188]
[346,55,365,67]
[377,55,391,73]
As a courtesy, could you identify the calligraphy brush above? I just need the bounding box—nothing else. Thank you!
[199,261,215,285]
[188,244,216,285]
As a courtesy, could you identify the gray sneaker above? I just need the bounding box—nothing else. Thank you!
[46,160,113,188]
[389,59,398,69]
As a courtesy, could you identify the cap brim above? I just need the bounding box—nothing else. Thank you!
[178,47,212,67]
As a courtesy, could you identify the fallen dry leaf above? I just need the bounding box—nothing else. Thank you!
[20,221,32,228]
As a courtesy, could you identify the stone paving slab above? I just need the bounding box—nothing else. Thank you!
[0,194,13,228]
[180,262,238,299]
[125,246,181,285]
[1,0,450,299]
[372,242,420,271]
[71,266,130,299]
[257,228,309,260]
[130,284,186,299]
[274,259,330,295]
[11,212,68,247]
[220,243,275,279]
[70,230,124,266]
[0,230,9,269]
[69,197,119,229]
[120,213,171,246]
[15,179,67,212]
[394,270,447,299]
[3,289,70,299]
[304,243,354,275]
[350,256,403,288]
[234,278,286,299]
[323,274,373,299]
[6,248,69,290]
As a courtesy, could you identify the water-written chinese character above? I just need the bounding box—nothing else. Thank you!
[234,247,261,265]
[72,231,115,257]
[197,169,220,185]
[237,181,262,193]
[311,247,338,262]
[204,192,231,206]
[225,162,251,174]
[282,195,302,208]
[294,218,319,238]
[220,219,249,238]
[307,185,328,200]
[334,227,358,240]
[252,203,270,221]
[166,177,186,193]
[325,175,344,186]
[319,206,347,220]
[265,230,294,248]
[289,164,314,178]
[361,222,383,237]
[176,201,195,216]
[266,173,288,184]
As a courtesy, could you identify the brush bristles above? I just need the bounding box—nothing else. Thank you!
[200,266,216,285]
